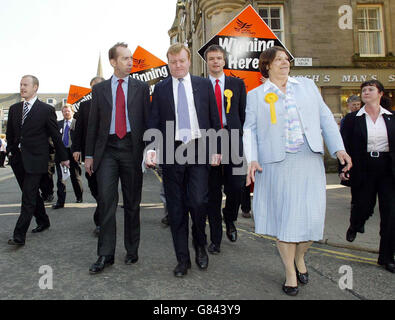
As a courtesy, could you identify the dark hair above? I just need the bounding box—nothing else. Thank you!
[360,79,384,93]
[204,44,226,60]
[380,95,393,111]
[90,76,105,86]
[108,42,128,61]
[259,46,291,78]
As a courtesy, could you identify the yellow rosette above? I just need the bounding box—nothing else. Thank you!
[224,89,233,113]
[264,93,279,124]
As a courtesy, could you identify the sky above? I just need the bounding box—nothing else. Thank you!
[0,0,176,93]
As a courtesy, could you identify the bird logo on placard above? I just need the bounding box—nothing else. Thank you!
[234,19,255,35]
[132,58,149,69]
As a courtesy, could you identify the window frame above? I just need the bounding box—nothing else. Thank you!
[356,4,385,57]
[257,4,285,43]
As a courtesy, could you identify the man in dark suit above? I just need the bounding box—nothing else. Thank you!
[145,43,221,277]
[204,45,247,253]
[52,104,83,209]
[6,75,69,245]
[85,43,150,274]
[72,76,105,235]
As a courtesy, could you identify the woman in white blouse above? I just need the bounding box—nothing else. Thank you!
[340,80,395,273]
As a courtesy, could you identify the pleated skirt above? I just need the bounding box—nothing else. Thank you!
[252,137,326,242]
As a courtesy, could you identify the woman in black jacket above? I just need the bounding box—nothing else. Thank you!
[340,80,395,273]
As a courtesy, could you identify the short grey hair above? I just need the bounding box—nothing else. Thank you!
[346,95,361,104]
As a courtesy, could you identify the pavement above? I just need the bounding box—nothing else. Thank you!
[0,164,392,301]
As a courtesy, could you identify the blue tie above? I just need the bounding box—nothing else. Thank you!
[177,78,191,144]
[63,121,70,147]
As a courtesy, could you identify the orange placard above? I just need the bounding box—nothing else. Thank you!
[67,85,92,111]
[198,4,293,92]
[130,46,170,96]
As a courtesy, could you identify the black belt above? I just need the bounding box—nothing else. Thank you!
[368,151,389,158]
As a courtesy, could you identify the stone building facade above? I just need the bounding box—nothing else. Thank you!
[169,0,395,116]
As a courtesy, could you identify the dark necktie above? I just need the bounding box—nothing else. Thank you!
[177,78,191,144]
[22,101,29,125]
[63,121,70,147]
[215,79,223,128]
[115,79,126,139]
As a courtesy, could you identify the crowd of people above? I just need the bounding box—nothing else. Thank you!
[3,42,394,297]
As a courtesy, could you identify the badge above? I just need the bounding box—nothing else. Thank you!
[224,89,233,113]
[264,93,279,124]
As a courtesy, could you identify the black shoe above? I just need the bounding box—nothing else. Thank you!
[89,256,114,274]
[208,243,220,255]
[282,282,299,296]
[195,246,209,269]
[161,215,169,226]
[346,227,357,242]
[125,254,138,265]
[8,238,25,246]
[93,226,100,237]
[76,198,83,203]
[52,203,64,209]
[378,261,395,273]
[32,224,50,233]
[173,261,191,277]
[242,211,251,218]
[295,263,309,285]
[226,222,237,242]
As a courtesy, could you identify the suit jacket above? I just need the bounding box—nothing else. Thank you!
[6,99,68,174]
[340,110,395,186]
[72,99,91,160]
[85,76,150,171]
[148,75,221,164]
[223,76,246,133]
[243,76,344,165]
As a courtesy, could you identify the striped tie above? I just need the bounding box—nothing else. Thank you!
[21,101,29,125]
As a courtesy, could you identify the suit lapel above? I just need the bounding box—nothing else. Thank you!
[103,78,112,108]
[165,78,176,116]
[191,75,201,120]
[22,99,39,128]
[383,113,394,151]
[127,77,137,124]
[355,113,368,146]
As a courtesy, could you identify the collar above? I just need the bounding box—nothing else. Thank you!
[112,74,129,86]
[172,73,191,83]
[356,106,393,117]
[263,76,299,93]
[25,95,38,106]
[208,73,225,85]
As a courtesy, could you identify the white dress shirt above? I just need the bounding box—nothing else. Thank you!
[172,73,201,142]
[356,106,392,152]
[24,95,38,115]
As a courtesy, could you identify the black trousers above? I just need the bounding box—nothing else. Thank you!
[55,149,83,205]
[85,171,100,226]
[162,163,209,264]
[95,134,142,257]
[10,152,49,241]
[0,151,6,166]
[350,154,395,264]
[240,184,251,213]
[207,163,245,246]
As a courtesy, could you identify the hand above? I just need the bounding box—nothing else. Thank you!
[145,151,157,168]
[337,150,352,173]
[246,161,262,186]
[85,158,94,176]
[339,172,350,181]
[211,154,222,166]
[73,152,81,162]
[60,160,70,168]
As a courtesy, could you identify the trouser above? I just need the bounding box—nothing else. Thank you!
[95,134,142,256]
[350,154,395,264]
[10,152,49,241]
[162,163,209,264]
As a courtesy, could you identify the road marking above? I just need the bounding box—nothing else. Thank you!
[0,174,14,182]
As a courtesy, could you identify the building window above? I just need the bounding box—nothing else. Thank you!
[357,5,385,57]
[258,5,284,42]
[47,98,56,106]
[62,98,67,106]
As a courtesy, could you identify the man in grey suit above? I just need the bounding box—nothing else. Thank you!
[85,42,150,274]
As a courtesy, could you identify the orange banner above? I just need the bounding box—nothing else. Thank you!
[66,85,91,111]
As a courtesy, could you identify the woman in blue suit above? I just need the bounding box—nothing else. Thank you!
[243,46,352,296]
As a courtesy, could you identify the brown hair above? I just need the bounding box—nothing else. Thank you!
[108,42,128,61]
[167,43,191,60]
[258,46,291,78]
[204,44,226,60]
[22,75,39,88]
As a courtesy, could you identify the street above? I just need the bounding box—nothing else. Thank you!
[0,165,393,300]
